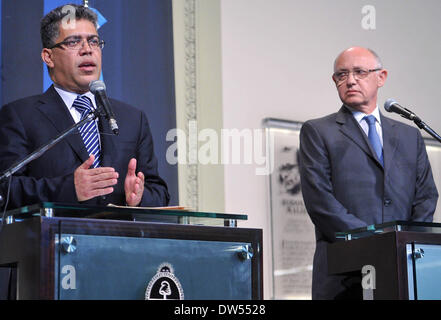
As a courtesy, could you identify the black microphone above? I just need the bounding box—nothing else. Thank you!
[384,98,441,143]
[89,80,119,135]
[384,98,419,121]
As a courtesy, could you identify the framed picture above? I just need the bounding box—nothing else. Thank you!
[263,118,314,300]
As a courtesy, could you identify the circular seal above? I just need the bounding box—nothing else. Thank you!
[145,263,184,300]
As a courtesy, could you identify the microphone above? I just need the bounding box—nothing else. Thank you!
[89,80,119,135]
[384,98,419,121]
[384,98,441,143]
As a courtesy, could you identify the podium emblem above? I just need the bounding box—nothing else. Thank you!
[145,263,184,300]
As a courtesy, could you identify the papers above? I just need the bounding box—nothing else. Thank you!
[107,204,192,211]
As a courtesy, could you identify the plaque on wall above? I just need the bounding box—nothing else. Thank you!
[263,118,315,300]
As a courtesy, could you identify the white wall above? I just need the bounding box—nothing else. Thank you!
[219,0,441,299]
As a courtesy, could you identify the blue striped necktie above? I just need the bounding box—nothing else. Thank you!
[364,115,383,166]
[72,96,101,168]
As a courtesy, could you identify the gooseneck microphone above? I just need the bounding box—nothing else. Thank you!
[384,98,419,121]
[384,98,441,143]
[89,80,119,135]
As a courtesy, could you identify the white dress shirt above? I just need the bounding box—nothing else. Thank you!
[346,105,383,147]
[53,85,102,147]
[54,85,98,123]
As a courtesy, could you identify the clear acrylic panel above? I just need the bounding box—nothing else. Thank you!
[336,220,441,241]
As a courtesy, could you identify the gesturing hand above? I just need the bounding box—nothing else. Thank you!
[125,158,145,207]
[74,155,119,201]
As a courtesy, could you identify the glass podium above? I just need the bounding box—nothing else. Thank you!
[336,220,441,240]
[2,202,248,226]
[329,221,441,300]
[0,203,262,300]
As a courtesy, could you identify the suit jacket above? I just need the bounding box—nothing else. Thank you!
[299,106,438,299]
[0,85,169,209]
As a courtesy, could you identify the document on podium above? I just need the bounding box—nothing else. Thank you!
[107,204,192,211]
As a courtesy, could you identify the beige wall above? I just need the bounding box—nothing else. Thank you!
[173,0,225,212]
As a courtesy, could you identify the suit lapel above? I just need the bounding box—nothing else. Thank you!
[337,106,372,155]
[36,86,90,162]
[380,114,398,172]
[336,106,383,168]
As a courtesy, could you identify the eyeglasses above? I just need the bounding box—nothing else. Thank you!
[48,35,105,50]
[333,68,382,84]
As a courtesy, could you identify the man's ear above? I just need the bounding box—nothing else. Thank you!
[41,48,55,68]
[377,69,388,88]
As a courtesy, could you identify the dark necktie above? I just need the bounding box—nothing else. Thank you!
[72,96,101,168]
[364,115,383,166]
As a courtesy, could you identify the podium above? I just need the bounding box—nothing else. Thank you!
[327,221,441,300]
[0,202,263,300]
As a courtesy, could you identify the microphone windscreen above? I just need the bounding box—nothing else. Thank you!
[89,80,106,94]
[384,98,397,112]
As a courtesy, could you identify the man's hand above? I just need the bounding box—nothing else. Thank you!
[124,158,145,207]
[74,155,118,201]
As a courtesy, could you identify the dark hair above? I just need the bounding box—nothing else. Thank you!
[40,4,98,48]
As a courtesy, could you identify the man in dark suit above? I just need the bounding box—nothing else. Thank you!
[299,47,438,299]
[0,4,169,209]
[0,3,170,300]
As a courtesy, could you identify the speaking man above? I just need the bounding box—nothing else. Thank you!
[0,4,169,209]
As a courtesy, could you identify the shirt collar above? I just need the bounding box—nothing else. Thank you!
[346,105,382,125]
[54,84,97,110]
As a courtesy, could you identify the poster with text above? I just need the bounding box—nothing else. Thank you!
[264,119,315,300]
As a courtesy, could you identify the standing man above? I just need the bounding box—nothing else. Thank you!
[299,47,438,299]
[0,4,169,209]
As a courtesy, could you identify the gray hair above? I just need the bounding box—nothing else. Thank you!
[333,47,383,71]
[367,48,383,69]
[40,4,98,48]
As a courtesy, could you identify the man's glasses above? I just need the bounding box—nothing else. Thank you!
[48,36,105,50]
[333,68,382,84]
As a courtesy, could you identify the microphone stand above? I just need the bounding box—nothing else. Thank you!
[412,116,441,143]
[0,108,102,209]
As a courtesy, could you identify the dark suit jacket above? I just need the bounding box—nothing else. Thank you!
[299,106,438,299]
[0,85,169,209]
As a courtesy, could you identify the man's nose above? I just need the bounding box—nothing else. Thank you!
[346,71,357,85]
[79,39,93,54]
